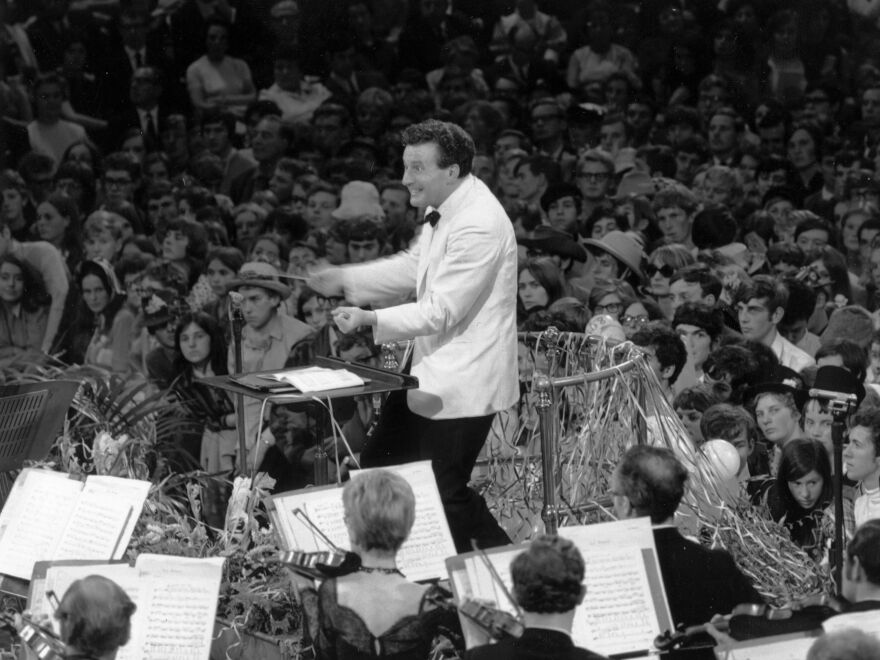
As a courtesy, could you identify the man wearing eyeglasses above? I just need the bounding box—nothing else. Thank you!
[529,98,577,181]
[575,149,614,224]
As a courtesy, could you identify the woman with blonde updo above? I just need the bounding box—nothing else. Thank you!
[293,469,455,660]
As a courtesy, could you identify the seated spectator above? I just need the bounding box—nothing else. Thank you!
[0,255,50,360]
[643,244,696,320]
[651,185,699,251]
[293,469,456,659]
[761,438,833,557]
[518,257,566,322]
[186,19,256,117]
[26,72,87,166]
[259,46,331,126]
[142,289,188,389]
[673,386,721,447]
[587,278,634,324]
[35,191,81,276]
[700,403,767,481]
[611,445,762,627]
[581,230,644,290]
[466,535,610,660]
[631,321,687,403]
[749,365,807,455]
[845,409,880,529]
[673,302,724,383]
[0,170,32,241]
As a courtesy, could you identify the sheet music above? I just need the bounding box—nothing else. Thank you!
[271,460,456,582]
[55,476,151,560]
[722,635,817,659]
[0,470,82,579]
[133,555,225,660]
[266,366,364,392]
[460,518,670,657]
[822,610,880,637]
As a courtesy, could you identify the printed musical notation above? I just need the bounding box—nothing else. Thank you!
[270,460,456,582]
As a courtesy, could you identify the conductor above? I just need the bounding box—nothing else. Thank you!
[309,119,517,551]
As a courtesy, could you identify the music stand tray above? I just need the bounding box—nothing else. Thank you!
[202,356,418,477]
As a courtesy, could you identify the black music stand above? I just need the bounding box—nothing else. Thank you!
[202,356,418,480]
[0,379,79,597]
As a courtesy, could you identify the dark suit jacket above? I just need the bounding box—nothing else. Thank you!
[105,105,173,152]
[465,628,609,660]
[653,526,763,628]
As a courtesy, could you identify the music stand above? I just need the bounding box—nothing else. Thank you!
[0,379,79,597]
[202,356,418,480]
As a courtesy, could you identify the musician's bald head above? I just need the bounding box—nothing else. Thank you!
[807,629,880,660]
[57,575,136,657]
[612,445,688,524]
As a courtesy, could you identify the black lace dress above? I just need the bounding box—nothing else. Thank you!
[301,578,455,660]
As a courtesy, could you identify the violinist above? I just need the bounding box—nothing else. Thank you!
[290,469,457,660]
[612,445,763,628]
[55,575,137,660]
[465,535,609,660]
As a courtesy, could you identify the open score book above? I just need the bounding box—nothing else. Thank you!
[28,554,225,660]
[268,460,456,582]
[0,468,151,581]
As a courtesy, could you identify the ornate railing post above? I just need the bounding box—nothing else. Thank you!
[535,372,558,534]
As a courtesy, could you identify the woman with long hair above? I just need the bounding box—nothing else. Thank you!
[0,254,52,359]
[764,438,833,556]
[64,259,129,370]
[35,191,83,276]
[517,257,566,325]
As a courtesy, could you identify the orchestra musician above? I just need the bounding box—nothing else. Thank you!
[611,445,763,628]
[55,575,137,660]
[289,469,457,660]
[465,535,609,660]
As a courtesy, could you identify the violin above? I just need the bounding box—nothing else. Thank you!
[0,611,67,660]
[278,508,361,579]
[654,595,843,651]
[279,549,361,579]
[458,599,524,640]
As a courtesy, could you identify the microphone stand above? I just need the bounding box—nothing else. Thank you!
[230,294,250,478]
[809,387,857,597]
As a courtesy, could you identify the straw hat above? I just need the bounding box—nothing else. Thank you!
[227,262,292,298]
[331,180,384,220]
[580,230,644,277]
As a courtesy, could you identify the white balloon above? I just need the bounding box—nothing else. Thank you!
[700,439,741,481]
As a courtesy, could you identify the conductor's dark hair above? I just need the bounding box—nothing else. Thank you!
[847,519,880,585]
[401,119,475,177]
[511,535,585,613]
[617,445,688,523]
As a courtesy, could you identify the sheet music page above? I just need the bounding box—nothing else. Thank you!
[822,610,880,637]
[355,461,457,582]
[271,461,456,582]
[561,519,669,657]
[0,470,82,579]
[723,635,817,659]
[132,554,225,660]
[462,519,668,657]
[267,366,364,391]
[57,476,151,560]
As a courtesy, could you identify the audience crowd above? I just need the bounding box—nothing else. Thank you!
[4,0,880,652]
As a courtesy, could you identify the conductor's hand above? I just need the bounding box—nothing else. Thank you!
[331,306,376,333]
[307,267,345,297]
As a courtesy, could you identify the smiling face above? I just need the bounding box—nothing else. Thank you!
[401,142,458,210]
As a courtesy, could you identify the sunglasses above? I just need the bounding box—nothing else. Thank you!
[645,263,675,279]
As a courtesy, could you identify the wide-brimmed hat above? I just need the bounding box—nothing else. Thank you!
[580,230,644,277]
[616,171,656,198]
[747,365,807,409]
[227,261,292,298]
[810,365,866,408]
[331,180,384,220]
[518,226,587,262]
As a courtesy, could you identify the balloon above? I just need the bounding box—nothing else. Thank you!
[700,439,741,481]
[585,314,626,341]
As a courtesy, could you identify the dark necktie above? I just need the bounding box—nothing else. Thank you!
[426,210,440,227]
[135,50,144,68]
[144,111,157,143]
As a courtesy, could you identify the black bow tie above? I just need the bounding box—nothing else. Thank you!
[426,210,440,227]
